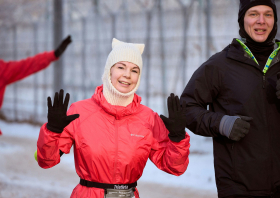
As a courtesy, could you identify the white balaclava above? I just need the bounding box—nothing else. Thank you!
[102,38,145,106]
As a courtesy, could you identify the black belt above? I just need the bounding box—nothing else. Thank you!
[80,179,137,190]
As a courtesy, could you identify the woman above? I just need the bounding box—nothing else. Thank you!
[36,38,190,198]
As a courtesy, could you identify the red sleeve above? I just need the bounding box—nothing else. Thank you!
[37,123,62,169]
[1,51,57,86]
[149,113,190,176]
[59,104,79,154]
[37,104,77,169]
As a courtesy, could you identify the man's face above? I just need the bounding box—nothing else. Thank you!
[244,5,274,43]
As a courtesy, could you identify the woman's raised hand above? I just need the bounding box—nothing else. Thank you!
[46,89,79,133]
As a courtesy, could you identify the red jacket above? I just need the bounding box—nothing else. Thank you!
[0,51,57,135]
[37,85,190,198]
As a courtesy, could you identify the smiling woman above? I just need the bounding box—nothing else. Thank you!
[110,61,140,94]
[102,38,144,107]
[36,38,190,198]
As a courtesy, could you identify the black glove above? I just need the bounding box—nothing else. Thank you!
[54,35,72,58]
[47,89,79,133]
[276,72,280,99]
[160,93,187,142]
[229,116,253,141]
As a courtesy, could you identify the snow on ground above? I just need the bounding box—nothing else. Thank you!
[0,119,216,192]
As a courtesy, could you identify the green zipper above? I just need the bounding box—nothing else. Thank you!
[236,38,280,75]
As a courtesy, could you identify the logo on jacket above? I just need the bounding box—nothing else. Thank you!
[131,134,144,138]
[114,185,128,190]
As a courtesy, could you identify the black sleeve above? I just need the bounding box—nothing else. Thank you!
[180,59,225,137]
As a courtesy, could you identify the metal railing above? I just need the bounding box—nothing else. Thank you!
[0,0,241,124]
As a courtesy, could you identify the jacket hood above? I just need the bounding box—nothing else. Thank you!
[92,85,142,119]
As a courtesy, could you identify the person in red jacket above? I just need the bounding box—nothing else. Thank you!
[0,35,72,135]
[36,38,190,198]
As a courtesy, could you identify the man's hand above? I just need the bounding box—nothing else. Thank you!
[160,93,187,142]
[54,35,72,58]
[47,89,79,133]
[229,116,253,141]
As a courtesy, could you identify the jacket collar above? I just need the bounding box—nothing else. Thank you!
[92,85,142,119]
[227,38,280,73]
[227,38,259,68]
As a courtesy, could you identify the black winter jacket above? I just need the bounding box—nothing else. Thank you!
[181,39,280,197]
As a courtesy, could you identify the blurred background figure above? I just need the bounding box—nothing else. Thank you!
[0,35,72,135]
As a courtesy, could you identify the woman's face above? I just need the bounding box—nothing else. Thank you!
[110,61,140,93]
[244,5,274,43]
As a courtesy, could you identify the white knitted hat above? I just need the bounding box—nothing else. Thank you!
[102,38,145,106]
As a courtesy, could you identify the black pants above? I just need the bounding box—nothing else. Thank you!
[223,187,280,198]
[224,196,273,198]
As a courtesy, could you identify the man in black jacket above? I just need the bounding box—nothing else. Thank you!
[180,0,280,197]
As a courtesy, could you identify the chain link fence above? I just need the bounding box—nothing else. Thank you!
[0,0,256,124]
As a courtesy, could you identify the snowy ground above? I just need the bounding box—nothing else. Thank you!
[0,119,218,198]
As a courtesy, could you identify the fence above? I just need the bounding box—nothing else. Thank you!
[0,0,243,124]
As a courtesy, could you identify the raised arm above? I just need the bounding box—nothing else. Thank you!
[37,89,79,168]
[1,51,57,86]
[149,111,190,176]
[1,35,72,86]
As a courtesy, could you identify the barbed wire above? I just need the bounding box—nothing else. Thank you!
[0,0,243,123]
